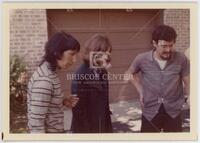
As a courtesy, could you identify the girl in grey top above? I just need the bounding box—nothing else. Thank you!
[27,32,80,133]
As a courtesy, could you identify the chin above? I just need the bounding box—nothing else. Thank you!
[66,64,73,68]
[161,57,170,60]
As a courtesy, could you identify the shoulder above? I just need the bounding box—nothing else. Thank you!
[174,51,189,61]
[75,63,91,75]
[173,51,190,70]
[133,50,152,62]
[139,51,151,58]
[29,66,54,86]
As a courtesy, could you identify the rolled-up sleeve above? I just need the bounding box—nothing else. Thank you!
[181,54,190,77]
[128,54,142,74]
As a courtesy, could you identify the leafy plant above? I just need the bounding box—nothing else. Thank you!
[10,55,28,132]
[10,54,28,106]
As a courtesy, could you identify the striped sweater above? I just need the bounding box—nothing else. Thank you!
[27,61,65,133]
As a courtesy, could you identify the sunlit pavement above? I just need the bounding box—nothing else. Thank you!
[10,99,190,133]
[110,100,190,133]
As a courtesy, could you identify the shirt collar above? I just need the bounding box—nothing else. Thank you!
[149,48,176,62]
[43,61,56,75]
[148,49,155,62]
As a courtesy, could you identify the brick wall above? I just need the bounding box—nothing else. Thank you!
[10,9,48,76]
[163,9,190,53]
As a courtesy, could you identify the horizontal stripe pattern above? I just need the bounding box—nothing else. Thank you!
[27,61,64,133]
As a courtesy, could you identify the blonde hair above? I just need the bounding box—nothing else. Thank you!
[82,34,112,63]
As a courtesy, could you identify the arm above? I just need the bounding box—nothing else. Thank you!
[124,70,143,107]
[181,53,190,103]
[63,80,79,108]
[126,54,143,107]
[182,75,190,102]
[28,79,52,133]
[131,73,144,108]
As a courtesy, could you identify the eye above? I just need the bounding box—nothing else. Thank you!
[161,44,173,49]
[70,51,76,56]
[161,45,168,49]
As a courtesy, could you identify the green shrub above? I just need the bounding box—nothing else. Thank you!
[10,55,28,132]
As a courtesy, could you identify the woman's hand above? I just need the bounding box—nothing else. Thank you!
[63,95,79,108]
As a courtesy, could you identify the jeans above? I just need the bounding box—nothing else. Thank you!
[141,104,182,132]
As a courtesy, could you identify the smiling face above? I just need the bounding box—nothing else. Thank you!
[153,40,175,60]
[57,50,78,69]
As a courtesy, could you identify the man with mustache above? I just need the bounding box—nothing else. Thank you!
[128,25,190,132]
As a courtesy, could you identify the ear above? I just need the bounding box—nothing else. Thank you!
[152,40,157,48]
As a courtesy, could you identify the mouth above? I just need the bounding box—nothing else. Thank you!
[64,63,73,68]
[67,63,73,67]
[163,52,171,56]
[161,52,172,60]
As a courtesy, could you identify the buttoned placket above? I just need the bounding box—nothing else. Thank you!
[153,54,174,105]
[159,55,175,105]
[142,50,182,119]
[152,57,166,105]
[159,69,166,104]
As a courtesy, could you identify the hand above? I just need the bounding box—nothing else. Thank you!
[182,95,190,110]
[184,95,190,106]
[63,95,79,108]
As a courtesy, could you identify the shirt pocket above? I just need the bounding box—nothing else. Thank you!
[163,65,181,82]
[167,65,181,73]
[165,65,181,76]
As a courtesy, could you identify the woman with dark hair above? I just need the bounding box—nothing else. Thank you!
[27,32,80,133]
[71,34,113,133]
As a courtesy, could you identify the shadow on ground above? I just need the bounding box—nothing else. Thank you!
[110,100,190,133]
[10,100,190,133]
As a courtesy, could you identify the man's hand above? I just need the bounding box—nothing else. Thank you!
[63,95,79,108]
[184,95,190,106]
[183,75,190,107]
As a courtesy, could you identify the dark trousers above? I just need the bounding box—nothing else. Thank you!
[141,104,182,132]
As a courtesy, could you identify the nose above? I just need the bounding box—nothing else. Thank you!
[165,47,171,52]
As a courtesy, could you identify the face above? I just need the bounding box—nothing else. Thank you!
[57,50,78,69]
[153,40,175,60]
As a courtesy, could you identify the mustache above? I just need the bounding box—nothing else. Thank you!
[163,51,172,54]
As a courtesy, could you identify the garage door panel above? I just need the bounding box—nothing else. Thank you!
[113,45,151,50]
[63,32,153,49]
[105,9,160,28]
[109,32,152,46]
[110,48,150,67]
[47,9,106,29]
[63,32,108,46]
[47,9,161,103]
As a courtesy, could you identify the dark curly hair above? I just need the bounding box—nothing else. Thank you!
[41,32,80,71]
[152,25,177,43]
